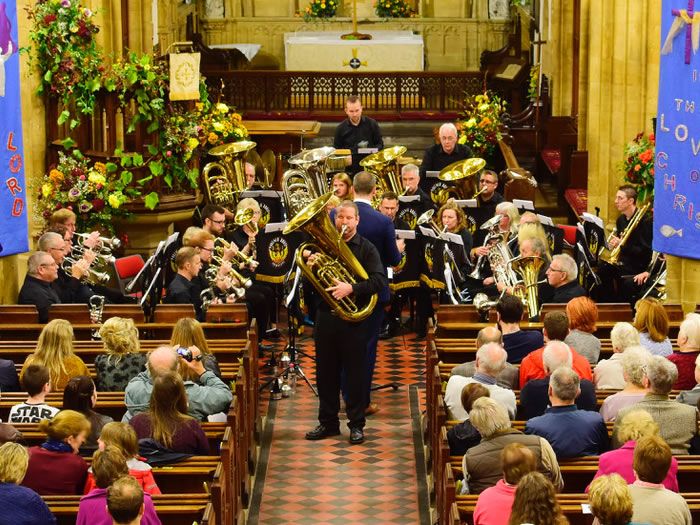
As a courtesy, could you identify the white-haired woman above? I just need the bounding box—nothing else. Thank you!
[600,346,650,422]
[593,322,641,389]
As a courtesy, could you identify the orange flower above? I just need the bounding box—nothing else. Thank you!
[49,169,64,183]
[208,132,219,144]
[94,162,107,174]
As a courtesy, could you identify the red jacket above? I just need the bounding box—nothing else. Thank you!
[519,345,593,389]
[22,446,87,495]
[84,457,161,495]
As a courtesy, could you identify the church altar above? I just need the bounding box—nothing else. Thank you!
[284,30,424,72]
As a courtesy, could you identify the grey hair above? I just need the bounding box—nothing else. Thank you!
[475,342,507,376]
[645,355,678,394]
[27,251,52,276]
[528,237,548,257]
[439,122,458,136]
[542,340,573,373]
[401,163,419,176]
[680,313,700,349]
[611,322,641,352]
[621,346,651,387]
[469,397,510,438]
[476,326,503,349]
[550,366,580,402]
[37,232,63,251]
[552,253,578,282]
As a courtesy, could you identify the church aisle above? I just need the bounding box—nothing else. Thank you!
[249,331,429,525]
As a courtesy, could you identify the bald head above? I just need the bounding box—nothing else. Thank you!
[542,340,573,374]
[476,326,503,349]
[147,346,178,377]
[475,342,508,377]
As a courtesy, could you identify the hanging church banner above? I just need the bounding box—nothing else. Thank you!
[654,0,700,260]
[0,0,29,257]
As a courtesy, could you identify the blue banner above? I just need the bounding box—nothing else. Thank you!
[0,0,29,257]
[654,0,700,259]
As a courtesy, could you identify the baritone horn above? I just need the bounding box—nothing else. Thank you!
[202,140,257,207]
[283,192,378,322]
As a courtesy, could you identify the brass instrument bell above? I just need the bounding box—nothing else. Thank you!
[437,157,487,202]
[359,145,407,196]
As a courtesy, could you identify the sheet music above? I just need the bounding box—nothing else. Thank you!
[264,221,288,233]
[581,212,604,229]
[537,214,554,226]
[398,195,420,203]
[443,232,463,245]
[395,229,416,240]
[357,147,378,154]
[513,199,535,210]
[240,190,284,199]
[419,226,436,239]
[454,199,477,208]
[426,170,441,179]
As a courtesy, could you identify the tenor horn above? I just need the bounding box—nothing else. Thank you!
[283,192,378,322]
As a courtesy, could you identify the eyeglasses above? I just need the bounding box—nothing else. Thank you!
[547,267,566,274]
[198,247,213,252]
[40,262,58,268]
[210,219,226,225]
[480,179,497,185]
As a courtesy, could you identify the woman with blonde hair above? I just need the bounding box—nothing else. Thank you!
[169,317,221,380]
[331,172,354,200]
[507,471,568,525]
[437,199,473,255]
[129,372,209,455]
[634,297,672,357]
[95,317,146,391]
[20,319,89,391]
[590,409,678,491]
[600,346,650,422]
[564,296,602,365]
[588,474,634,525]
[495,201,520,238]
[22,410,90,495]
[517,213,551,259]
[0,442,55,524]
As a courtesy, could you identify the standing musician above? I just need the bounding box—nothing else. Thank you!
[595,185,653,303]
[419,123,473,192]
[305,201,388,445]
[477,169,504,208]
[333,95,384,175]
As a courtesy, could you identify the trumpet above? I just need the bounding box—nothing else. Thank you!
[213,237,258,269]
[62,257,110,284]
[70,244,115,267]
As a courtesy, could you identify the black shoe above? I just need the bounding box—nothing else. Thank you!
[265,328,282,340]
[379,326,392,340]
[305,424,341,440]
[349,428,364,445]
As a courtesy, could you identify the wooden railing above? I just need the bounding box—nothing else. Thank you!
[204,70,486,121]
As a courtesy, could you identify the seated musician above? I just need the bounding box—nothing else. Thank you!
[48,208,77,237]
[244,161,257,190]
[37,231,94,305]
[437,199,473,260]
[332,172,354,200]
[540,254,586,304]
[18,251,60,323]
[419,123,472,192]
[333,95,384,175]
[400,163,434,215]
[201,203,234,241]
[517,212,551,256]
[164,247,204,320]
[596,184,653,303]
[476,169,504,208]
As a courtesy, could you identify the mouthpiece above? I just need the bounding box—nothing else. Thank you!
[340,225,348,236]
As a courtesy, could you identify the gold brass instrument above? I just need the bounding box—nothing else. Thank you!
[209,256,252,292]
[416,209,448,239]
[283,192,378,322]
[435,157,487,205]
[213,237,258,269]
[74,232,121,250]
[234,207,259,235]
[468,214,504,281]
[359,145,407,199]
[62,256,111,284]
[600,202,651,265]
[247,149,277,189]
[202,140,257,208]
[288,146,336,196]
[510,255,545,320]
[502,167,538,188]
[89,295,105,339]
[282,168,316,218]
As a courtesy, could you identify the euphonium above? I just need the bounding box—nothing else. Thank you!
[288,146,336,196]
[359,146,407,200]
[600,202,651,265]
[282,168,317,218]
[510,255,545,320]
[202,140,257,208]
[283,192,378,322]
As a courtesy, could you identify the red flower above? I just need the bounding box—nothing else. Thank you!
[92,198,105,212]
[44,14,57,23]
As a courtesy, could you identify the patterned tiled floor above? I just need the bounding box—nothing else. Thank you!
[249,328,429,525]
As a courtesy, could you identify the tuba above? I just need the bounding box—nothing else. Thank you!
[283,192,378,322]
[435,157,486,206]
[202,140,257,208]
[510,255,545,320]
[359,146,407,201]
[283,147,335,217]
[600,202,651,266]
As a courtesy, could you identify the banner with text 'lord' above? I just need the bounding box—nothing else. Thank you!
[0,0,29,257]
[654,0,700,259]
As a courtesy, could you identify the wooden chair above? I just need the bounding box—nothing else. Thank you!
[47,304,92,323]
[153,304,196,323]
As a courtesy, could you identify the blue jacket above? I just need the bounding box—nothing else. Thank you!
[525,405,609,458]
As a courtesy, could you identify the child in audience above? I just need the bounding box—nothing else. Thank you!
[84,422,160,495]
[8,364,59,424]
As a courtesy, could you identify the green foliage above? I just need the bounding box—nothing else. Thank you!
[620,132,656,204]
[456,92,507,159]
[302,0,338,20]
[374,0,414,18]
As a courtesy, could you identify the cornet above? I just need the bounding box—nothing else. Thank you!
[74,232,121,251]
[213,237,258,269]
[62,257,110,284]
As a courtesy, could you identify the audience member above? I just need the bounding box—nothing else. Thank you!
[676,353,700,406]
[473,443,537,525]
[0,442,56,524]
[22,410,89,495]
[20,319,89,391]
[85,422,160,495]
[63,376,113,452]
[446,383,489,456]
[107,476,148,525]
[450,327,518,389]
[77,447,161,525]
[507,472,568,525]
[628,435,692,525]
[588,474,634,525]
[169,317,221,380]
[614,355,698,454]
[445,343,516,420]
[9,364,59,423]
[590,409,678,491]
[461,398,562,494]
[634,297,673,357]
[124,345,232,422]
[130,372,210,455]
[518,310,593,388]
[564,297,601,365]
[667,312,700,390]
[0,352,19,392]
[520,341,596,420]
[599,347,651,422]
[496,295,543,364]
[525,366,608,458]
[95,317,147,391]
[594,322,641,389]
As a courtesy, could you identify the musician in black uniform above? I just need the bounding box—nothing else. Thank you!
[595,185,653,303]
[419,123,473,193]
[305,201,388,445]
[37,232,94,305]
[164,247,204,320]
[18,251,60,323]
[476,169,504,209]
[541,254,587,303]
[333,96,384,175]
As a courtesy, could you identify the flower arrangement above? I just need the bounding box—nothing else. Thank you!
[26,0,103,129]
[456,91,507,158]
[528,64,540,100]
[374,0,413,18]
[36,150,136,235]
[620,132,655,204]
[303,0,338,20]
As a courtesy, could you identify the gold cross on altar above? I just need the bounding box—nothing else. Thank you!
[343,48,368,70]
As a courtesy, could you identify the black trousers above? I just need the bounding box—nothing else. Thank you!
[246,283,274,338]
[314,308,369,430]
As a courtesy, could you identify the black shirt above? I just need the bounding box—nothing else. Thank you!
[52,268,93,304]
[165,273,203,320]
[18,275,60,323]
[540,279,587,304]
[478,191,504,208]
[333,116,384,175]
[419,143,473,186]
[616,210,653,274]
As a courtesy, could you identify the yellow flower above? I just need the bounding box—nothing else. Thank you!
[42,183,53,198]
[108,194,122,209]
[88,171,106,184]
[213,122,225,132]
[478,103,489,112]
[458,135,467,145]
[465,118,477,128]
[215,103,229,114]
[188,137,200,150]
[94,162,107,174]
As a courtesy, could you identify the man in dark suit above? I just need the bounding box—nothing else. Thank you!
[18,251,60,323]
[164,246,204,320]
[349,172,402,415]
[37,231,93,305]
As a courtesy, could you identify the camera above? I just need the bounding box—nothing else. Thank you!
[176,347,202,362]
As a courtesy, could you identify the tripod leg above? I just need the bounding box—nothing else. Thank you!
[293,364,319,397]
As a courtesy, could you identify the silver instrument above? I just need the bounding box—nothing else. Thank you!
[62,257,111,284]
[89,295,105,339]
